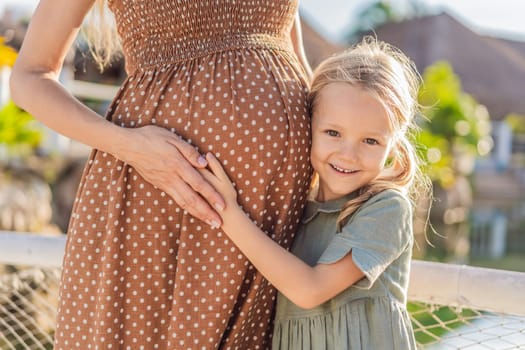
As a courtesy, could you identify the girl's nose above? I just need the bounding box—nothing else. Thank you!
[339,140,358,161]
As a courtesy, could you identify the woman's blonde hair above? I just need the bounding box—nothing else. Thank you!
[309,36,431,231]
[83,0,120,70]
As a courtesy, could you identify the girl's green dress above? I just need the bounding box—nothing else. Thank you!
[272,189,417,350]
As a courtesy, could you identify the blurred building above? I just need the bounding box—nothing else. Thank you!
[368,13,525,121]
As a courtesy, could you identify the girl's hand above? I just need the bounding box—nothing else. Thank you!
[198,153,239,214]
[115,125,225,227]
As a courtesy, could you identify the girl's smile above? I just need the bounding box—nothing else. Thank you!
[330,163,358,174]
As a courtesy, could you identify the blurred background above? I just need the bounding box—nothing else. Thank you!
[0,0,524,273]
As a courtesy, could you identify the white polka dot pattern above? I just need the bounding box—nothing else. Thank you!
[54,1,311,349]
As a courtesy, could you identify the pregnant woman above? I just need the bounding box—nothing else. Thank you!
[10,1,312,348]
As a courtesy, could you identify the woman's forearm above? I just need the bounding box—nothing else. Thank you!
[10,69,128,156]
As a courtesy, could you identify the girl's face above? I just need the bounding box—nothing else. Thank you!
[311,82,396,202]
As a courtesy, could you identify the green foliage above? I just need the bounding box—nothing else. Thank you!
[355,1,398,33]
[505,113,525,134]
[415,62,493,188]
[346,1,400,42]
[409,302,479,345]
[0,101,43,156]
[346,0,428,42]
[0,35,43,158]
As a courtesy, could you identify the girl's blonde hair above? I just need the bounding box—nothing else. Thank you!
[83,0,120,70]
[309,36,430,231]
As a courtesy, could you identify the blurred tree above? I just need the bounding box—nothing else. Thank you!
[415,61,493,189]
[0,101,43,157]
[354,1,398,33]
[411,62,493,260]
[0,37,58,237]
[0,36,43,159]
[347,0,428,42]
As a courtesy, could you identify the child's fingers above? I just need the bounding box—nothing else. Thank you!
[198,168,219,187]
[205,153,229,180]
[203,153,238,204]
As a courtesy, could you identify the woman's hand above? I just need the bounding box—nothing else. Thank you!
[115,125,225,227]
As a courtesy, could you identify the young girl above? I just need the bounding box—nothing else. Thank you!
[200,37,429,349]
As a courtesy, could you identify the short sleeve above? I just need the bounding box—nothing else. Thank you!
[317,190,412,289]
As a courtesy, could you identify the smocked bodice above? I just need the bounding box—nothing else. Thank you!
[108,0,298,72]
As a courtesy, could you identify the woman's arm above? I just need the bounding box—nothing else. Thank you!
[290,11,313,79]
[200,153,365,309]
[10,0,224,226]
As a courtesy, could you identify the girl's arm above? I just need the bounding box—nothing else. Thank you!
[290,11,313,79]
[10,0,224,226]
[200,153,365,309]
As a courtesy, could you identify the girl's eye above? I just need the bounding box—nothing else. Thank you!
[326,130,339,137]
[364,138,379,145]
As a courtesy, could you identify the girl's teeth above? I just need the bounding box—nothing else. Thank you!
[332,164,354,173]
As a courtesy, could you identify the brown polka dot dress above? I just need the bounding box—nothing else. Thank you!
[54,1,312,349]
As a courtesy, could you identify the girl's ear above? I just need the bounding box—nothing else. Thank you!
[384,155,395,168]
[381,144,403,178]
[384,143,399,169]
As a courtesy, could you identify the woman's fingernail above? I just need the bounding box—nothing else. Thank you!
[214,203,224,212]
[206,219,220,229]
[198,155,207,166]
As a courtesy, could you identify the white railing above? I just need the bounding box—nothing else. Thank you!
[0,232,65,268]
[66,79,119,101]
[1,231,525,349]
[409,260,525,316]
